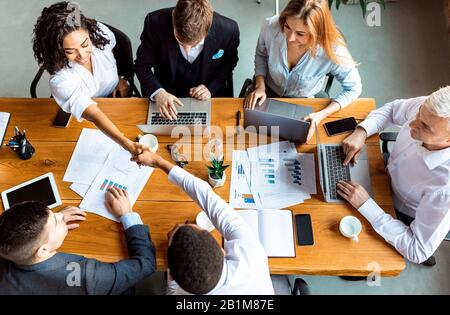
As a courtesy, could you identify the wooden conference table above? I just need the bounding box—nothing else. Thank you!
[0,98,405,277]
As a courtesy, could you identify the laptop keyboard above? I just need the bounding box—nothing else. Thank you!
[325,146,351,200]
[151,112,207,125]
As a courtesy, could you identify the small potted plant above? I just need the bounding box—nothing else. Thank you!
[207,157,229,188]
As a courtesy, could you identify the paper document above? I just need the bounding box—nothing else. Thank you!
[279,153,317,195]
[63,129,117,185]
[79,146,154,222]
[247,140,296,160]
[70,183,90,198]
[0,112,10,147]
[229,150,262,209]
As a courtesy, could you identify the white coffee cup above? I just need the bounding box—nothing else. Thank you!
[138,134,158,153]
[339,216,362,242]
[196,211,215,232]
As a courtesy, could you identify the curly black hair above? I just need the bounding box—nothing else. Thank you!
[168,225,224,294]
[32,1,110,75]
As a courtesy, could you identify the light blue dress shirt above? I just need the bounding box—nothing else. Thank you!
[120,212,144,230]
[254,15,362,107]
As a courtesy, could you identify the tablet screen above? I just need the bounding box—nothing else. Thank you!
[6,177,57,207]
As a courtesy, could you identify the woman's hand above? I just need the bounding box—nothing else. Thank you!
[304,111,326,143]
[122,139,145,156]
[112,78,130,98]
[244,87,267,110]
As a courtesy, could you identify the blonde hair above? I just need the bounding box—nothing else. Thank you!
[279,0,354,65]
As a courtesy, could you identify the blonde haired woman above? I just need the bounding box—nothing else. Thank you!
[245,0,362,142]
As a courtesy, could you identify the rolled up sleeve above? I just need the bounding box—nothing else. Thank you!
[50,74,97,122]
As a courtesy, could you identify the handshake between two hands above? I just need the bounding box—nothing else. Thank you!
[128,143,162,168]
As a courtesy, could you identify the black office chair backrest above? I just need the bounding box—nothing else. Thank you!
[103,24,133,81]
[30,23,140,97]
[103,23,140,97]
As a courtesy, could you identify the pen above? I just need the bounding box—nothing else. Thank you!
[236,111,241,135]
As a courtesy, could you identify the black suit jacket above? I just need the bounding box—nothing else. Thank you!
[0,225,156,295]
[135,8,240,98]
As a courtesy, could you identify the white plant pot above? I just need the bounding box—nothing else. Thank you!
[208,173,226,188]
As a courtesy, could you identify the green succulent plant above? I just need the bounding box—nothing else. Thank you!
[328,0,386,17]
[207,157,229,180]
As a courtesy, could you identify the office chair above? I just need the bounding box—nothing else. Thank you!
[216,74,234,97]
[268,275,311,295]
[238,74,335,98]
[291,277,310,295]
[30,23,140,98]
[380,131,450,241]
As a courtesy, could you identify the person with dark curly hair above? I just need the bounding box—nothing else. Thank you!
[32,2,141,155]
[131,149,275,295]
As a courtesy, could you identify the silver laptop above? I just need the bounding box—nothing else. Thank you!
[244,99,313,143]
[316,126,373,203]
[137,98,211,136]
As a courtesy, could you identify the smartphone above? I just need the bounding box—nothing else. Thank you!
[324,117,357,136]
[52,108,72,128]
[295,214,314,246]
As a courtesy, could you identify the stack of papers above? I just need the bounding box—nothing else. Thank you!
[229,141,316,209]
[64,129,154,222]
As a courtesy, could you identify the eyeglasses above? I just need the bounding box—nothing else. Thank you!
[167,144,189,168]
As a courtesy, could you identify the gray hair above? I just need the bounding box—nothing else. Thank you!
[426,86,450,119]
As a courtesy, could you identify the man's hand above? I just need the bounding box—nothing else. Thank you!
[337,181,370,209]
[244,87,267,110]
[131,149,162,167]
[304,111,326,143]
[60,206,87,230]
[189,85,211,101]
[131,149,175,173]
[342,127,367,166]
[155,90,184,120]
[112,78,130,98]
[105,187,132,218]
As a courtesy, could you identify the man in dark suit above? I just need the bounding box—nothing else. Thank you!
[135,0,240,120]
[0,187,156,294]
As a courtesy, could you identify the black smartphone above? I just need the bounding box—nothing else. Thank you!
[295,214,314,246]
[324,117,357,136]
[52,108,72,128]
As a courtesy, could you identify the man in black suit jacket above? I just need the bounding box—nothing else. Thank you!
[135,0,240,120]
[0,187,156,295]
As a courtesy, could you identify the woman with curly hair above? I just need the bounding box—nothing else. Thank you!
[245,0,362,142]
[33,1,140,154]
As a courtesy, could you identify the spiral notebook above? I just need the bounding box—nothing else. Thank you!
[0,112,10,148]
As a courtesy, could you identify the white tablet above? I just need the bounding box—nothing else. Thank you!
[1,172,62,210]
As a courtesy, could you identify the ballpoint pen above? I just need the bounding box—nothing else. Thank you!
[236,110,241,135]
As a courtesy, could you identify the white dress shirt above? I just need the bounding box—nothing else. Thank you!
[150,39,205,101]
[49,23,119,121]
[358,96,450,264]
[166,166,274,295]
